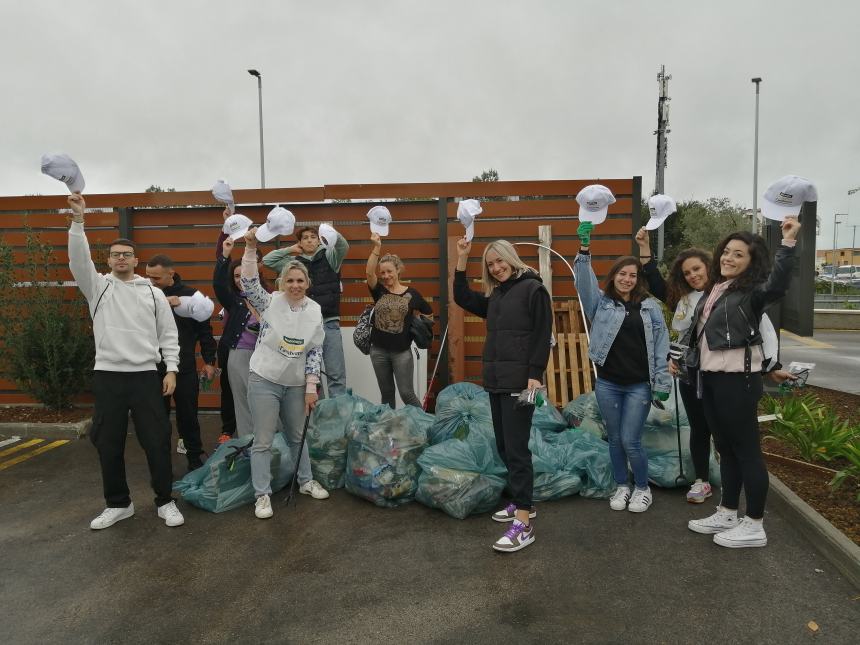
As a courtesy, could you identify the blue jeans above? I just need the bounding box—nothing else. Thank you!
[247,372,313,496]
[595,378,652,489]
[322,319,347,398]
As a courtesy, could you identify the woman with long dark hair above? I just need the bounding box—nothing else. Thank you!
[679,217,801,548]
[574,221,672,513]
[453,238,552,552]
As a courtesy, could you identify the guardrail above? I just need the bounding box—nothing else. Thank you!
[814,295,860,310]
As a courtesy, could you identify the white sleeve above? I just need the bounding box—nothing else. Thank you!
[67,221,107,304]
[153,288,180,372]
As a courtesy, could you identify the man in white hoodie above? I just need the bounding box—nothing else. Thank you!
[67,194,185,529]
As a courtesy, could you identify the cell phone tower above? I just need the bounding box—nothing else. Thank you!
[654,65,671,260]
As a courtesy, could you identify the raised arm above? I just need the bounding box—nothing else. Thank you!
[751,217,801,311]
[66,194,106,304]
[366,232,382,289]
[635,227,667,302]
[325,228,349,271]
[573,222,601,322]
[213,237,236,310]
[240,227,273,314]
[452,238,489,318]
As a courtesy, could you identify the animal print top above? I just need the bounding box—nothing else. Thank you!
[368,283,432,353]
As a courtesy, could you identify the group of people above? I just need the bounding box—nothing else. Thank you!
[68,188,803,554]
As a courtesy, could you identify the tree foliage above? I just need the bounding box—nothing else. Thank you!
[145,185,176,193]
[0,228,95,409]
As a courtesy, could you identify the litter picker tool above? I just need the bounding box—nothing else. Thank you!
[284,412,312,505]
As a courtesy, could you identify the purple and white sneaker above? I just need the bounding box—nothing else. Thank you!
[491,503,537,523]
[492,520,535,553]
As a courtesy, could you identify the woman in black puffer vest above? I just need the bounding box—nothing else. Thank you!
[453,238,552,553]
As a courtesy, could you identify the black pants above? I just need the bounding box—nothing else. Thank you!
[162,370,203,464]
[489,392,535,510]
[90,371,174,508]
[218,343,236,436]
[679,377,712,481]
[700,371,768,518]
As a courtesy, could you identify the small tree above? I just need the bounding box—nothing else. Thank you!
[0,227,95,410]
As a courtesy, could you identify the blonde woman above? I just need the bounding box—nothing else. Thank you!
[453,239,552,553]
[242,228,330,520]
[365,232,432,408]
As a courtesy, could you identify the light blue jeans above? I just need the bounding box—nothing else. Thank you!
[247,372,313,496]
[594,378,652,489]
[322,319,347,398]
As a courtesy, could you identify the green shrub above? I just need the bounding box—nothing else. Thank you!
[829,439,860,502]
[0,227,94,410]
[764,394,859,463]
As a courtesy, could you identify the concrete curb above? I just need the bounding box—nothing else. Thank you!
[0,418,91,440]
[768,473,860,590]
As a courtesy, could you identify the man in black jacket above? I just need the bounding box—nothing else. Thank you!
[146,254,217,471]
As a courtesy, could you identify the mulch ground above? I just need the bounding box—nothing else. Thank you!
[0,406,92,424]
[761,385,860,546]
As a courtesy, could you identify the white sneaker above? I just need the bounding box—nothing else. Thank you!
[627,487,653,513]
[90,503,134,530]
[713,517,768,548]
[176,438,187,455]
[255,494,273,519]
[157,501,185,527]
[688,507,738,535]
[299,480,330,500]
[609,486,631,511]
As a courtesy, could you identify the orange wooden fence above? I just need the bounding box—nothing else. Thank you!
[0,178,640,408]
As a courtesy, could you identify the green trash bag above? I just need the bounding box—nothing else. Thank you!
[416,427,507,518]
[562,392,606,439]
[429,382,492,444]
[531,404,569,434]
[345,407,429,508]
[567,429,615,499]
[173,433,293,513]
[529,427,582,501]
[307,393,388,490]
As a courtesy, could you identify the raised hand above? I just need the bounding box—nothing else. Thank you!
[577,221,594,247]
[222,207,231,221]
[456,237,472,257]
[67,194,86,221]
[782,216,801,241]
[222,237,235,258]
[244,227,258,249]
[370,232,381,247]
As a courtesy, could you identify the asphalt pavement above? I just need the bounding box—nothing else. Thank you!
[1,418,858,645]
[779,330,860,394]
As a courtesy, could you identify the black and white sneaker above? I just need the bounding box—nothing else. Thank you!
[491,502,537,523]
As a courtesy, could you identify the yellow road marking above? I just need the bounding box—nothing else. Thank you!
[780,330,833,349]
[0,440,69,470]
[0,438,44,458]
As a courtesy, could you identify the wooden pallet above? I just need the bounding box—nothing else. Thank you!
[545,300,593,406]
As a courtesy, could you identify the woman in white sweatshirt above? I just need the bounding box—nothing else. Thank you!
[241,228,329,520]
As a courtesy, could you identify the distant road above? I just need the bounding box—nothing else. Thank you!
[779,330,860,394]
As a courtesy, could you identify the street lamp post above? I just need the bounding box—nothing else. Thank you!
[831,213,846,296]
[751,77,762,233]
[248,69,266,189]
[849,225,859,266]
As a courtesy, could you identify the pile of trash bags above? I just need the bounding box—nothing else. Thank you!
[173,434,294,513]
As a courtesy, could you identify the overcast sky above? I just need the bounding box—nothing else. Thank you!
[2,0,859,249]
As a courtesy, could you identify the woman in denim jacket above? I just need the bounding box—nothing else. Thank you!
[573,221,671,513]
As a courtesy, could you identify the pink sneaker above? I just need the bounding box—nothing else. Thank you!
[686,481,713,504]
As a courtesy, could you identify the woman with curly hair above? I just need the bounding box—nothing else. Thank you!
[677,217,801,548]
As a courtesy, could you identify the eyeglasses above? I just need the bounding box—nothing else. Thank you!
[109,251,135,259]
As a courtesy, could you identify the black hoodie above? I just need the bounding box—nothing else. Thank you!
[158,273,217,374]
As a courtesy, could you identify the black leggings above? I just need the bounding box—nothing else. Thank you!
[679,378,712,481]
[700,371,768,519]
[489,392,535,510]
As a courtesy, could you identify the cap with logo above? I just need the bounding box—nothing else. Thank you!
[222,213,253,240]
[174,291,215,322]
[645,194,677,230]
[318,223,338,248]
[367,206,392,236]
[212,179,235,214]
[41,153,85,193]
[762,175,818,221]
[256,206,296,242]
[457,199,482,242]
[576,184,616,225]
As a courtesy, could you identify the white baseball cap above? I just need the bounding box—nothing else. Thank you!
[41,153,85,193]
[256,206,296,242]
[457,199,482,242]
[174,291,215,322]
[318,223,338,248]
[762,175,818,221]
[212,179,235,214]
[222,213,253,240]
[367,206,392,236]
[576,185,616,225]
[645,194,677,230]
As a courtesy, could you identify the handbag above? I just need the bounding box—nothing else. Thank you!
[353,305,375,355]
[410,314,434,350]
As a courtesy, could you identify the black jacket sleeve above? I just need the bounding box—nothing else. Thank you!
[642,259,667,304]
[751,244,796,313]
[528,286,554,381]
[213,256,235,312]
[453,270,489,319]
[196,318,218,366]
[410,288,433,316]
